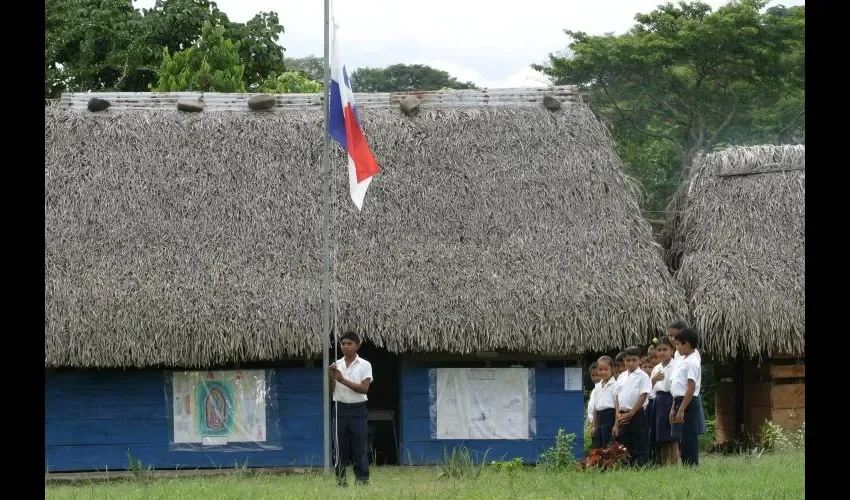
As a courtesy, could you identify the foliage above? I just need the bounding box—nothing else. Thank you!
[256,72,322,94]
[759,420,793,452]
[226,12,286,89]
[45,0,158,98]
[285,55,325,82]
[45,0,287,98]
[350,64,478,92]
[534,0,805,211]
[438,446,489,479]
[153,21,245,92]
[538,428,577,471]
[577,441,630,471]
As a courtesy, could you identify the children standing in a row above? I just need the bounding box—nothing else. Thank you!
[587,323,704,467]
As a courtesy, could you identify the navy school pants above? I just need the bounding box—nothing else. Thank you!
[674,396,702,467]
[333,402,370,483]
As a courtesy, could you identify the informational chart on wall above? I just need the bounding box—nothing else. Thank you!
[430,368,535,440]
[170,370,277,450]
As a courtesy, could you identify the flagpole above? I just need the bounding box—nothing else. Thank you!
[321,0,332,475]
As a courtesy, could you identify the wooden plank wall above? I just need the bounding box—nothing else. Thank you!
[45,369,324,472]
[399,367,584,464]
[744,356,805,440]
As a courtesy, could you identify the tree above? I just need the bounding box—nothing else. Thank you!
[153,21,245,92]
[226,12,286,89]
[349,64,477,92]
[45,0,156,98]
[285,55,325,82]
[256,71,323,93]
[533,1,805,175]
[141,0,229,54]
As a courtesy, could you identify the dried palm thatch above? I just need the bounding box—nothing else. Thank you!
[662,145,804,360]
[45,89,686,369]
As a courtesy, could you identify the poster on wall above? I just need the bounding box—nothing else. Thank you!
[170,370,269,447]
[429,368,536,440]
[564,367,583,391]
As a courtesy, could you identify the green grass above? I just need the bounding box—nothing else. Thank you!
[46,451,804,499]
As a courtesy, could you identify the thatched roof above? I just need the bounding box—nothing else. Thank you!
[662,145,805,360]
[45,87,686,369]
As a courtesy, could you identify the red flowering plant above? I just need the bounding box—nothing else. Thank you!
[576,441,630,471]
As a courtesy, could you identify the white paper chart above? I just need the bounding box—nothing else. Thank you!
[434,368,531,440]
[564,367,583,391]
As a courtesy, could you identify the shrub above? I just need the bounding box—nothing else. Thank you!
[538,428,577,471]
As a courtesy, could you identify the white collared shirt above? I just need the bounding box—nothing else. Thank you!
[649,363,664,399]
[587,386,598,424]
[670,352,701,398]
[593,377,617,412]
[332,355,373,403]
[615,369,651,412]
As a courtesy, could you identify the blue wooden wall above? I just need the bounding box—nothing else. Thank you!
[45,369,324,472]
[400,367,584,465]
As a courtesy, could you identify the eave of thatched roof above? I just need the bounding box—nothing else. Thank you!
[662,145,805,360]
[45,87,686,369]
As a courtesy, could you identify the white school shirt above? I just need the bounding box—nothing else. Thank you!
[670,352,701,398]
[614,369,652,412]
[586,386,598,424]
[593,377,617,412]
[332,355,374,403]
[649,363,664,399]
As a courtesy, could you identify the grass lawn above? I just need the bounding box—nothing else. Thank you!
[45,451,804,499]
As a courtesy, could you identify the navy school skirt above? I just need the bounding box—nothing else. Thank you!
[646,398,656,443]
[592,408,616,449]
[654,391,678,442]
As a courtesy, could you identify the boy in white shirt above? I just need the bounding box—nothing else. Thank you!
[591,356,618,449]
[669,328,703,467]
[613,346,652,466]
[669,321,706,436]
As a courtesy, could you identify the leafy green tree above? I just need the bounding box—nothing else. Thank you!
[225,12,286,89]
[153,21,245,92]
[350,64,477,92]
[45,0,156,98]
[141,0,229,54]
[256,71,323,93]
[284,55,325,82]
[533,1,805,175]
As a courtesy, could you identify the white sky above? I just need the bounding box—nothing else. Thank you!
[132,0,804,88]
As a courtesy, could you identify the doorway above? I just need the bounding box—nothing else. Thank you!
[349,342,401,465]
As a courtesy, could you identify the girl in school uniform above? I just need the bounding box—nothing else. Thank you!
[586,362,600,427]
[591,356,618,449]
[652,336,678,465]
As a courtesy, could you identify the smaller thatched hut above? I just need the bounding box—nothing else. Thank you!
[663,144,805,443]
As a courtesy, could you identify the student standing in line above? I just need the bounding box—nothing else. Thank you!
[586,362,601,427]
[652,337,678,465]
[613,347,652,466]
[669,328,703,467]
[591,356,618,449]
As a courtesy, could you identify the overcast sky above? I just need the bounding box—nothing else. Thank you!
[134,0,804,88]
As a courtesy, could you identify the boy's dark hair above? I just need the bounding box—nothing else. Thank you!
[614,351,626,363]
[597,356,614,369]
[656,336,674,348]
[669,320,688,331]
[623,346,642,358]
[589,362,599,370]
[676,328,699,350]
[340,331,361,344]
[641,356,650,363]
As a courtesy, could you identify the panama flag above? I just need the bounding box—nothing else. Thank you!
[328,22,380,210]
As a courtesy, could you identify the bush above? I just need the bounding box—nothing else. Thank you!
[538,428,577,471]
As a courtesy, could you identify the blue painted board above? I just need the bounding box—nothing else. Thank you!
[399,366,585,465]
[45,368,324,472]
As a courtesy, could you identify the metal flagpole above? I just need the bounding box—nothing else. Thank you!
[321,0,332,475]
